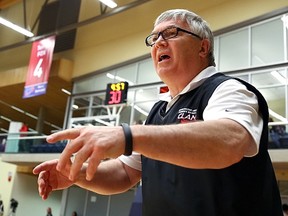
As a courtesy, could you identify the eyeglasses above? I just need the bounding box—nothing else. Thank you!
[145,26,202,47]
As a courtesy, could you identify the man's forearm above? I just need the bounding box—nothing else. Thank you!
[132,119,253,169]
[74,158,138,195]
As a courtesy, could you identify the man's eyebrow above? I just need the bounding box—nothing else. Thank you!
[151,25,178,34]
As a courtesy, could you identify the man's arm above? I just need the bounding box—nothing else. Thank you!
[132,119,254,169]
[33,158,141,199]
[74,158,141,195]
[46,118,254,186]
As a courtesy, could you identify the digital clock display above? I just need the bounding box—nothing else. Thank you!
[104,81,129,105]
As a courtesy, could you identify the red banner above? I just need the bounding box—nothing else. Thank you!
[23,35,56,98]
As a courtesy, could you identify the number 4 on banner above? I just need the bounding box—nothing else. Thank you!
[23,35,56,99]
[33,58,43,78]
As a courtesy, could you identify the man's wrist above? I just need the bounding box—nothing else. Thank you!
[121,123,133,156]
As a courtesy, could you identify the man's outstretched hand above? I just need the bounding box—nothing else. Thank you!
[33,159,74,200]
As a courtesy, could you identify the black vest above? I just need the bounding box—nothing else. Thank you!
[142,73,282,216]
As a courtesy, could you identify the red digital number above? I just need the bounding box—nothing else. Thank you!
[108,90,122,104]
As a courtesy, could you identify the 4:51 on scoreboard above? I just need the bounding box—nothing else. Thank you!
[104,81,129,105]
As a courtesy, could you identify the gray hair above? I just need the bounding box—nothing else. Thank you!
[155,9,215,66]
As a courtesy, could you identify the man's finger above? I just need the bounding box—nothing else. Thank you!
[56,138,83,172]
[46,128,81,143]
[68,144,93,181]
[86,152,102,181]
[33,159,58,174]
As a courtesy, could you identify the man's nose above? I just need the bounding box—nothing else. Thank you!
[154,34,167,46]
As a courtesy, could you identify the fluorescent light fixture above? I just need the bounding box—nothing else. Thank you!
[11,105,25,113]
[0,128,8,133]
[0,115,11,122]
[72,104,79,109]
[0,17,34,37]
[106,73,134,85]
[281,14,288,29]
[99,0,117,8]
[271,70,287,85]
[61,88,71,95]
[106,73,115,79]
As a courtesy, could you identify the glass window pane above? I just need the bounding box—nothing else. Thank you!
[72,97,90,118]
[91,94,107,116]
[284,14,288,61]
[250,69,287,123]
[233,74,249,83]
[137,58,161,84]
[115,64,137,86]
[135,87,160,102]
[259,86,286,120]
[119,106,132,124]
[214,37,219,70]
[73,72,115,94]
[132,101,156,124]
[131,87,160,123]
[251,18,284,66]
[251,69,287,87]
[219,28,249,71]
[126,89,135,104]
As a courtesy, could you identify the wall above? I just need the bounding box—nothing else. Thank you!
[0,158,17,216]
[0,157,62,216]
[69,0,288,78]
[63,186,135,216]
[1,0,288,80]
[11,172,62,216]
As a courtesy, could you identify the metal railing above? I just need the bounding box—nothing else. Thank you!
[1,122,288,154]
[0,132,67,154]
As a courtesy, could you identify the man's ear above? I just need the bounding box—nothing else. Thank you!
[199,39,210,58]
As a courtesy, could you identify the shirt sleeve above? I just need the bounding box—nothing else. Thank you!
[119,151,142,171]
[203,79,263,157]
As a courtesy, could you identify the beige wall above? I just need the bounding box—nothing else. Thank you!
[0,0,287,81]
[0,158,17,216]
[68,0,288,78]
[200,0,288,30]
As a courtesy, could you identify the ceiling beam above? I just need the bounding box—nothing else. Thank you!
[0,0,151,52]
[0,0,21,9]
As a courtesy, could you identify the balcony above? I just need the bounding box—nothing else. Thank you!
[0,130,288,178]
[0,132,66,166]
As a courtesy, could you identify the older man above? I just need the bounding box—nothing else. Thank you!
[33,9,282,215]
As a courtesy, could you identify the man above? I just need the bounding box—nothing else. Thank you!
[33,9,282,215]
[8,199,18,216]
[46,207,52,216]
[0,200,3,216]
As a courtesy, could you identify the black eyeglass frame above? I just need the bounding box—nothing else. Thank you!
[145,26,202,47]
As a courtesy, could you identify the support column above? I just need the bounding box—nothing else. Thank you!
[36,107,46,135]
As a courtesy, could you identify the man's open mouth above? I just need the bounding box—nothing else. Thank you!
[159,55,171,62]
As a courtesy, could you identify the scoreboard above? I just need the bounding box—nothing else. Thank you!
[104,81,129,105]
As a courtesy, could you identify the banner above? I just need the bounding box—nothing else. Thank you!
[23,35,56,98]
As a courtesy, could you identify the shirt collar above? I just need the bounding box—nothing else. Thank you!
[160,66,218,103]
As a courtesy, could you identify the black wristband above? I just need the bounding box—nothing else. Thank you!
[121,123,133,156]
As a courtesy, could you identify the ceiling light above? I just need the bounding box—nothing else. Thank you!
[0,115,11,122]
[61,88,71,95]
[99,0,117,8]
[72,105,79,109]
[106,73,134,85]
[0,17,34,37]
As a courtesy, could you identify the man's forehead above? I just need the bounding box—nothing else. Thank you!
[152,20,186,32]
